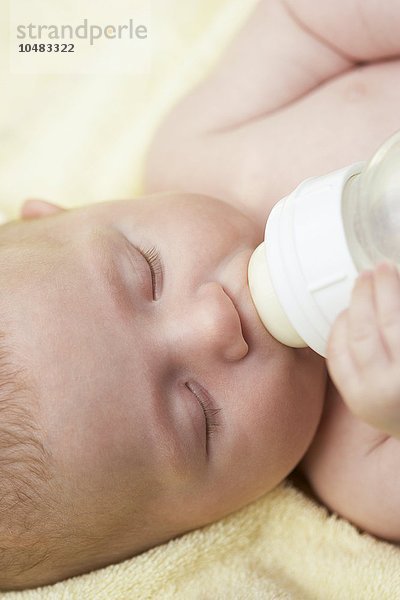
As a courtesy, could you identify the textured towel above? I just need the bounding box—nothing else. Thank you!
[2,478,400,599]
[1,1,400,598]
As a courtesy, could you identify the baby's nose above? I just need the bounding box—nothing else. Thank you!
[174,281,249,363]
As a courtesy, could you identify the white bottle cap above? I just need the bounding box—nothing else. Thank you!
[248,162,365,357]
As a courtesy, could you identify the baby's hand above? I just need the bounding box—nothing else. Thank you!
[327,262,400,439]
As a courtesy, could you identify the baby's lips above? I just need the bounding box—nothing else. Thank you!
[220,285,249,359]
[219,247,272,349]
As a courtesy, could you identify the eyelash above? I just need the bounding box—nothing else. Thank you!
[185,383,221,447]
[139,245,163,300]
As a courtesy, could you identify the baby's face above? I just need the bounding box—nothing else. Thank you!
[0,193,326,566]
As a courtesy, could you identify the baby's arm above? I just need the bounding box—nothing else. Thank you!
[299,262,400,542]
[299,391,400,543]
[144,0,400,232]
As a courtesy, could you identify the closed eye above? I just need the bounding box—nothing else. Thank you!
[185,382,221,454]
[137,244,164,300]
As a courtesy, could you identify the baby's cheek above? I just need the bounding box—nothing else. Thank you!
[238,356,322,480]
[185,354,324,522]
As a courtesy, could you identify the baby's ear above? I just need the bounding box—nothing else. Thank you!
[20,199,66,220]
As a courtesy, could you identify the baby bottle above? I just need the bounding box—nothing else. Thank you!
[248,129,400,357]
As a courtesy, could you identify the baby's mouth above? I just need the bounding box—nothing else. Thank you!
[221,286,247,345]
[217,246,272,350]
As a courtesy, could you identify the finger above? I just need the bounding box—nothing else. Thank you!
[373,261,400,361]
[20,199,64,219]
[326,310,361,400]
[347,269,391,371]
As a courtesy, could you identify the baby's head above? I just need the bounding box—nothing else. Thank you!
[0,193,326,590]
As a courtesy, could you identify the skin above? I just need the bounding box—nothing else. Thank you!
[144,0,400,232]
[1,195,325,582]
[143,0,400,543]
[328,262,400,439]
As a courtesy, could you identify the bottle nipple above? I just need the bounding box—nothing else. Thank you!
[248,243,306,347]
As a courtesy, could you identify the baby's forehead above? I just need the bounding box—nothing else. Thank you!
[12,195,248,260]
[94,193,235,220]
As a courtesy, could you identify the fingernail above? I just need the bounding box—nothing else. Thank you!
[359,269,372,280]
[376,261,398,275]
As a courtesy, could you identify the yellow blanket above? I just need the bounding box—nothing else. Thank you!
[1,1,400,598]
[3,478,400,599]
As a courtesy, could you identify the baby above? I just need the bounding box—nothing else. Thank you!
[144,0,400,561]
[0,193,325,591]
[1,0,400,592]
